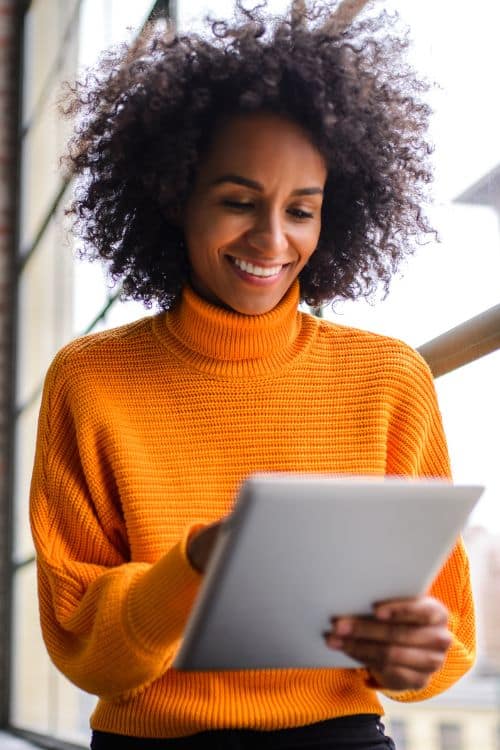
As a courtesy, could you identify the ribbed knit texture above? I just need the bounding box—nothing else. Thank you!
[30,281,475,738]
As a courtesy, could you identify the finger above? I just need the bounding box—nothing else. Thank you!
[373,597,449,626]
[337,639,448,677]
[329,618,452,651]
[368,665,434,692]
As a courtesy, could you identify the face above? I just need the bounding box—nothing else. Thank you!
[183,113,327,315]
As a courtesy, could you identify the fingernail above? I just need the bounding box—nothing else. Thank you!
[376,608,391,620]
[325,635,343,649]
[335,618,352,636]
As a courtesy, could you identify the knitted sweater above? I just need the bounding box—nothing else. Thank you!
[30,282,475,739]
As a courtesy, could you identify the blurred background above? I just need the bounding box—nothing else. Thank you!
[0,1,499,748]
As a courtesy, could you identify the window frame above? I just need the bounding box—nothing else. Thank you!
[3,0,499,746]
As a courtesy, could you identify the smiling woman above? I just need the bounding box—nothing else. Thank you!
[60,0,434,311]
[28,2,475,749]
[184,113,326,315]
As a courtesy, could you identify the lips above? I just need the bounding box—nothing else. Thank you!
[229,256,287,278]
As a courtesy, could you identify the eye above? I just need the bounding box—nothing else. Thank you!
[288,208,314,220]
[222,199,254,210]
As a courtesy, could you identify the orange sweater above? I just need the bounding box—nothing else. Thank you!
[30,282,475,739]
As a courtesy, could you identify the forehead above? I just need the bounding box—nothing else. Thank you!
[197,113,327,185]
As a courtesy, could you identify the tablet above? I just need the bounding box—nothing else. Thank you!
[174,474,483,671]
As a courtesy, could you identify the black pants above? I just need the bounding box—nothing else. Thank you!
[91,715,396,749]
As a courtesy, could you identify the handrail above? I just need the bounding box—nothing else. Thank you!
[321,0,372,33]
[417,304,500,378]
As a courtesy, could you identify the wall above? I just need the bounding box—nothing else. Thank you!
[0,0,20,727]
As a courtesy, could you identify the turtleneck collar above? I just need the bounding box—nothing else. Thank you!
[152,280,318,378]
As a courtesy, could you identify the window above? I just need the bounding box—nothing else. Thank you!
[11,0,160,744]
[389,719,408,750]
[9,0,500,747]
[439,722,463,750]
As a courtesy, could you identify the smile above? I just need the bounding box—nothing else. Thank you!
[230,257,285,278]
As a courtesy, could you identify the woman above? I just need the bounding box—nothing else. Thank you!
[30,2,475,748]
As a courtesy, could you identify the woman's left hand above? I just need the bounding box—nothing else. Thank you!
[324,596,452,691]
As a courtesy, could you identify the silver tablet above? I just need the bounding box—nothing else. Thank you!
[174,474,483,671]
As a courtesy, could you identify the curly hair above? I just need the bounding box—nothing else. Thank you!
[61,1,434,309]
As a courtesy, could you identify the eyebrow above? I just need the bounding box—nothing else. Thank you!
[210,173,324,196]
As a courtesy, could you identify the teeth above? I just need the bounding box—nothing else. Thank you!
[232,257,283,277]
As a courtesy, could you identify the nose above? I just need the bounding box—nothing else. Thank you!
[245,207,288,255]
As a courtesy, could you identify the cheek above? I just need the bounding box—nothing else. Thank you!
[187,210,243,253]
[293,224,321,261]
[185,226,231,273]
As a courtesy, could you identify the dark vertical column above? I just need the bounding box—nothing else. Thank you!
[0,0,21,728]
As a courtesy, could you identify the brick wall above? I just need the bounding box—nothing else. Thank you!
[0,0,20,728]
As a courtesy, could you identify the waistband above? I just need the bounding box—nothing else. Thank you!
[91,714,394,749]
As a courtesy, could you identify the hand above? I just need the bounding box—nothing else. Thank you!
[187,522,223,573]
[324,596,452,691]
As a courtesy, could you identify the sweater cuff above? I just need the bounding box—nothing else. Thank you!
[126,525,204,655]
[379,631,475,703]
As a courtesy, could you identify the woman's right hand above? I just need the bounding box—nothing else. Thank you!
[187,522,223,573]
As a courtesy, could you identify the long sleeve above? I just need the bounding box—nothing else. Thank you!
[30,351,203,700]
[28,299,478,738]
[382,349,476,701]
[381,538,475,703]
